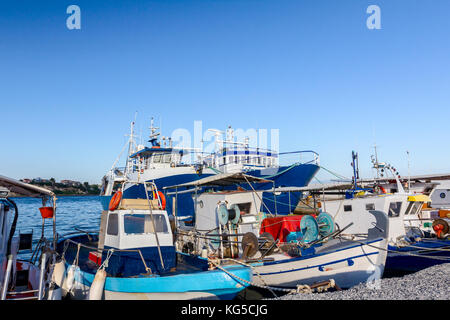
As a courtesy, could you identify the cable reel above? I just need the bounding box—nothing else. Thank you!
[241,232,259,260]
[216,203,229,226]
[228,204,241,225]
[317,212,335,238]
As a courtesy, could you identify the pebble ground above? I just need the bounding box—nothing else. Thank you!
[277,263,450,300]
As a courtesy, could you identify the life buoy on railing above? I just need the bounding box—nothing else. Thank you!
[379,186,387,194]
[109,191,122,211]
[153,191,166,210]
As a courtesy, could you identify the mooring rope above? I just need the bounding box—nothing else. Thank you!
[208,259,336,296]
[338,236,450,261]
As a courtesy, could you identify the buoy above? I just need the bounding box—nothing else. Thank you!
[48,283,62,300]
[63,265,79,292]
[51,259,66,287]
[88,268,106,300]
[201,247,208,258]
[109,191,122,211]
[153,191,166,210]
[432,219,449,239]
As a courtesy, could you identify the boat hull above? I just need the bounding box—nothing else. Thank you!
[55,234,252,300]
[100,163,320,215]
[58,261,251,300]
[385,238,450,276]
[251,237,387,289]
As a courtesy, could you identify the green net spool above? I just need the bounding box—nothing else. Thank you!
[216,203,229,226]
[317,212,335,238]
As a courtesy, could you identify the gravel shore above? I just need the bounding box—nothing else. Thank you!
[278,263,450,300]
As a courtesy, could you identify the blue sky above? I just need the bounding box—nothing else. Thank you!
[1,0,449,184]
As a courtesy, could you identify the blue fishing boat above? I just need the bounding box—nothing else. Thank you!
[100,119,319,218]
[53,182,252,300]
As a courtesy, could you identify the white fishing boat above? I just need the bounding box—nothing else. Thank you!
[301,152,450,276]
[0,175,60,300]
[166,173,390,291]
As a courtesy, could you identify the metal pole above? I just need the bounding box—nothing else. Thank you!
[407,151,411,191]
[52,196,57,250]
[1,255,13,300]
[288,191,291,214]
[38,252,47,300]
[273,182,277,215]
[143,182,165,270]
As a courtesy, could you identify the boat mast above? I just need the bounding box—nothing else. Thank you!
[373,143,380,179]
[407,150,411,191]
[124,119,137,176]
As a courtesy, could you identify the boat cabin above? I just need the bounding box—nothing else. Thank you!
[96,202,176,275]
[129,147,186,172]
[102,207,173,250]
[203,148,279,174]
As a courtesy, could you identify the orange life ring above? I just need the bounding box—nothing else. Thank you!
[153,191,166,210]
[109,191,122,211]
[379,186,387,194]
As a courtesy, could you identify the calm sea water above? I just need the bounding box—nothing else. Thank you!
[10,195,103,256]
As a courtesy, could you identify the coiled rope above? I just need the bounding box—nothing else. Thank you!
[208,259,336,297]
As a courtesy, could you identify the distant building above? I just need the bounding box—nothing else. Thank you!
[21,179,32,183]
[60,180,82,187]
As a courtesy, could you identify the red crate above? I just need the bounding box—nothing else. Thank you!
[88,251,102,266]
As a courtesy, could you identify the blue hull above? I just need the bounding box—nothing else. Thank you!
[385,238,450,275]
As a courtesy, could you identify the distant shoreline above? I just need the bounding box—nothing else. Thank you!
[9,193,101,198]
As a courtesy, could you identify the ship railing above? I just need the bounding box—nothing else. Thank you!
[278,150,320,167]
[61,237,153,275]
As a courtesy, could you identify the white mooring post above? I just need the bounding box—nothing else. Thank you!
[1,255,14,300]
[38,252,48,300]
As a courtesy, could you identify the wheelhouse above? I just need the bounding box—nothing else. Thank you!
[129,147,186,172]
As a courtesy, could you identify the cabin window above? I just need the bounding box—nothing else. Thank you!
[237,202,252,215]
[123,214,168,234]
[388,202,402,217]
[440,192,446,199]
[366,203,375,211]
[163,154,171,163]
[344,205,352,212]
[153,154,162,163]
[107,214,119,236]
[405,202,422,215]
